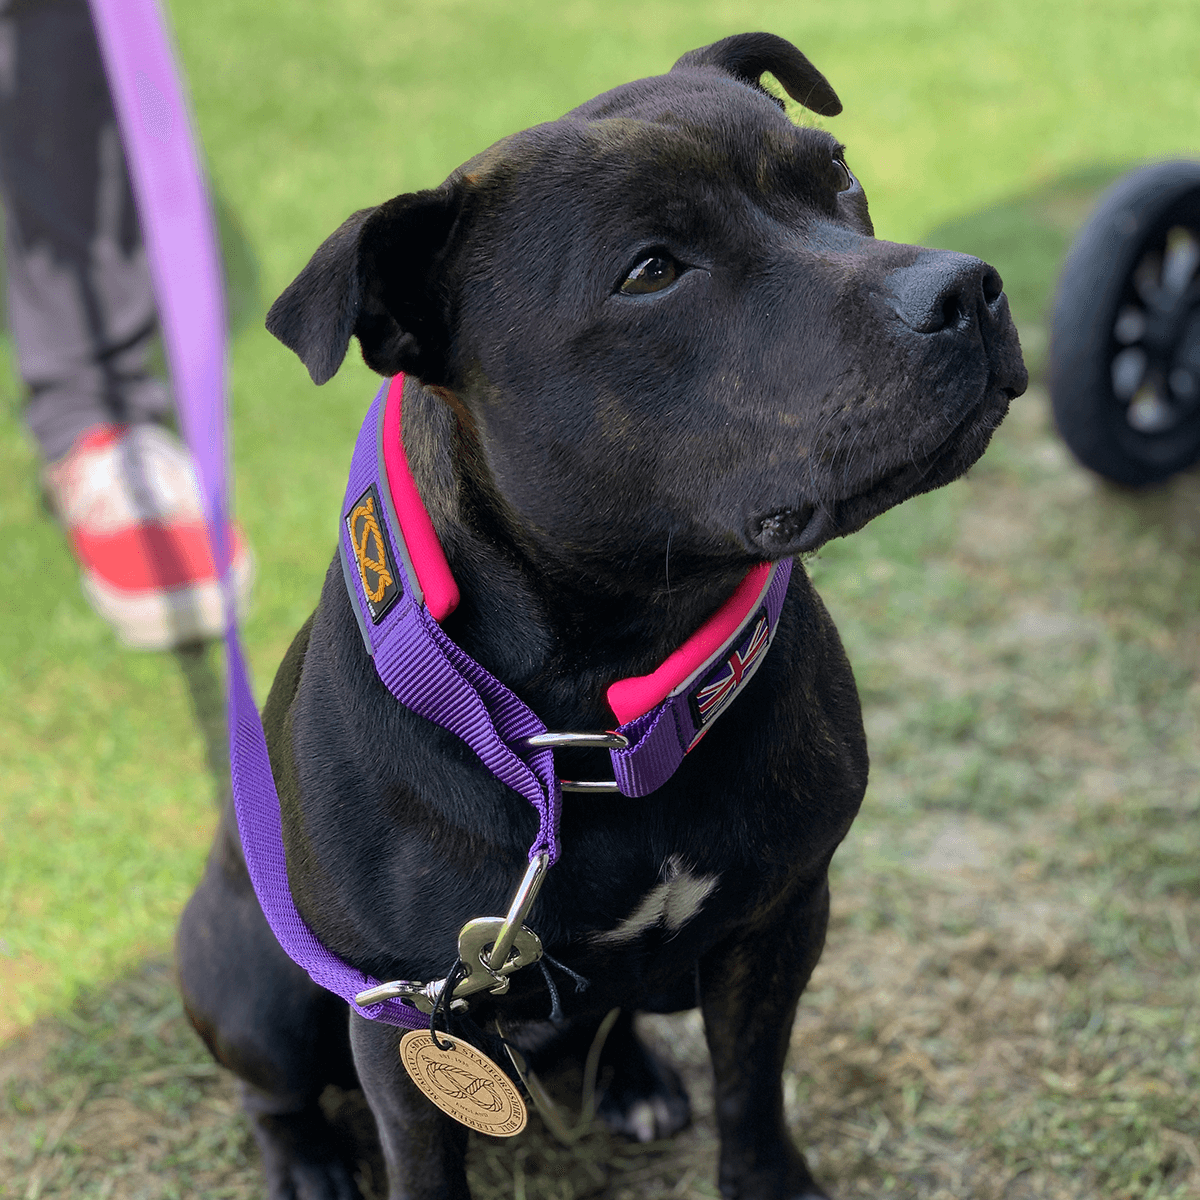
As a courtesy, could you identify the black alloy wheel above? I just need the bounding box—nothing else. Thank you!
[1050,160,1200,485]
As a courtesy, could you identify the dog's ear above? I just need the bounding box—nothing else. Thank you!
[266,188,463,385]
[672,32,841,117]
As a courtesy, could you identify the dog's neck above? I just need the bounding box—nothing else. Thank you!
[401,380,754,731]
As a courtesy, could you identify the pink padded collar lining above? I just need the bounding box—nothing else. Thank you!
[605,561,771,724]
[382,374,460,621]
[381,374,769,724]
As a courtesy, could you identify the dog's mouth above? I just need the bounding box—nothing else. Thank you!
[748,388,1013,557]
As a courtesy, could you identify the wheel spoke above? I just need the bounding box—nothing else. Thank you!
[1111,346,1147,399]
[1113,305,1147,344]
[1127,384,1177,433]
[1162,227,1200,297]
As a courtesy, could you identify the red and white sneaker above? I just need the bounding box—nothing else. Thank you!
[44,424,254,649]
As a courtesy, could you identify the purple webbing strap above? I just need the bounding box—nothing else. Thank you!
[341,385,563,863]
[90,0,427,1028]
[609,559,792,796]
[88,0,228,562]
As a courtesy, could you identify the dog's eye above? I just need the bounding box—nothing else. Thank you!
[621,254,679,295]
[833,158,854,193]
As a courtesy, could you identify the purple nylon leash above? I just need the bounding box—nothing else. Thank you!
[87,0,228,562]
[92,0,794,1030]
[88,0,430,1028]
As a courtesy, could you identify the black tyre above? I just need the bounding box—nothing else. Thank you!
[1049,160,1200,485]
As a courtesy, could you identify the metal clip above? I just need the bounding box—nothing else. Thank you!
[493,851,547,968]
[518,731,628,794]
[353,977,469,1012]
[353,853,551,1012]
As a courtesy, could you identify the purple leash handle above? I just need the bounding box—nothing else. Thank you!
[88,0,229,567]
[90,0,428,1028]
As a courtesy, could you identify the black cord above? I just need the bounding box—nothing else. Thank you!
[538,959,563,1024]
[429,952,589,1071]
[543,951,590,994]
[429,959,470,1051]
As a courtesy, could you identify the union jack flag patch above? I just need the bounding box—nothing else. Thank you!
[687,609,773,740]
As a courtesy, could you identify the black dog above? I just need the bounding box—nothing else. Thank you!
[178,32,1026,1200]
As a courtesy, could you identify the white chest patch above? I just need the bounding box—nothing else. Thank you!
[592,855,719,946]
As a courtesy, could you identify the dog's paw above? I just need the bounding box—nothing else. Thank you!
[601,1090,690,1143]
[596,1035,691,1143]
[250,1109,364,1200]
[718,1145,833,1200]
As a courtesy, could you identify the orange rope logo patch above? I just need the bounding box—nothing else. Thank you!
[345,484,401,622]
[350,496,391,602]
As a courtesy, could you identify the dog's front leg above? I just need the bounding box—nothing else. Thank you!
[700,876,832,1200]
[349,1016,471,1200]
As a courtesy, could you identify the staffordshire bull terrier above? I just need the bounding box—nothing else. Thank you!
[177,31,1026,1200]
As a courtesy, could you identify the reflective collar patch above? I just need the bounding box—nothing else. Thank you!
[345,482,402,623]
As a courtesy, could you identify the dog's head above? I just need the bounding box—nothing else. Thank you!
[269,32,1026,583]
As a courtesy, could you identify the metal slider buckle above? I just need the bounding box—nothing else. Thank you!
[518,731,629,794]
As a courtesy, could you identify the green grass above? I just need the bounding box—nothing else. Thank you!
[801,392,1200,1196]
[2,1,1200,1194]
[6,392,1199,1196]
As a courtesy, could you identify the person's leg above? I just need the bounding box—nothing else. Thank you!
[0,0,252,649]
[0,0,171,463]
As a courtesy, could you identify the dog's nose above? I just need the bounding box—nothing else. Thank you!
[887,251,1003,334]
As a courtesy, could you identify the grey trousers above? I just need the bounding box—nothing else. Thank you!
[0,0,169,462]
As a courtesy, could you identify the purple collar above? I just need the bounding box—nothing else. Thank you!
[342,374,793,802]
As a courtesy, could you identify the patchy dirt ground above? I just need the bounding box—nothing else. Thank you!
[3,390,1199,1199]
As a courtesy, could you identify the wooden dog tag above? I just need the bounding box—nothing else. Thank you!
[399,1030,527,1137]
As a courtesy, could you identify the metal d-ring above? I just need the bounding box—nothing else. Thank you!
[518,730,628,794]
[520,732,630,751]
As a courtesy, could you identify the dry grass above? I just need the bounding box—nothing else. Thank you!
[3,389,1198,1199]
